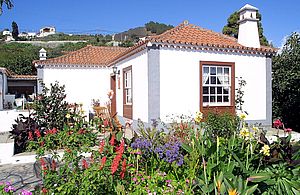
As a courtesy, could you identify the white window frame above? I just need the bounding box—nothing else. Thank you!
[124,70,132,105]
[202,65,231,106]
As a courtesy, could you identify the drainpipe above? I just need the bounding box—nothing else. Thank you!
[0,71,4,110]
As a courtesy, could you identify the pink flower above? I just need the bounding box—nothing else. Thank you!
[82,159,88,169]
[28,131,34,140]
[109,134,115,146]
[133,177,137,182]
[34,129,41,138]
[284,128,292,133]
[273,119,283,128]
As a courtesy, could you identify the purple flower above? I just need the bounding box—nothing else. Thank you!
[20,189,33,195]
[4,185,15,192]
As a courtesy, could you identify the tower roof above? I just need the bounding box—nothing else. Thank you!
[239,4,259,12]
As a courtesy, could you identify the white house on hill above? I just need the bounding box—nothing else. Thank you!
[37,26,56,37]
[34,4,277,127]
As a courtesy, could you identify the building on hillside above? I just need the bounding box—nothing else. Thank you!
[37,26,56,37]
[2,30,11,36]
[34,4,277,127]
[19,32,37,39]
[0,68,37,110]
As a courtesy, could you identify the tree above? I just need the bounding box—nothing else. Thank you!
[12,21,19,40]
[272,32,300,131]
[145,21,173,35]
[0,0,13,14]
[222,11,269,46]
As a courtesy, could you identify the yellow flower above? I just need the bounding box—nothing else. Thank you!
[252,126,259,132]
[228,188,237,195]
[216,180,222,192]
[66,113,71,119]
[239,127,250,138]
[260,145,270,156]
[195,111,203,123]
[239,113,247,120]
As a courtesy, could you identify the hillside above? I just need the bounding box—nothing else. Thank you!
[0,21,174,75]
[114,21,174,42]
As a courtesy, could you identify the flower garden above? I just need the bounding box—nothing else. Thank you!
[2,82,300,195]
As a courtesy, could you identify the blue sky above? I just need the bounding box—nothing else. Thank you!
[0,0,299,47]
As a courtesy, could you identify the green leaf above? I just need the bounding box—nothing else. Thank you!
[181,143,193,153]
[245,184,258,195]
[247,172,271,182]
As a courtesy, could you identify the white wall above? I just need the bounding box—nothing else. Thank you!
[115,51,148,122]
[42,67,111,115]
[159,47,267,121]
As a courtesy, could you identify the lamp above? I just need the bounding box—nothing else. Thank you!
[112,66,120,75]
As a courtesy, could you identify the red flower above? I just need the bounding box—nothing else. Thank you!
[51,159,56,171]
[111,154,122,175]
[120,159,126,179]
[100,156,107,170]
[34,129,41,138]
[82,159,88,169]
[28,131,34,140]
[65,148,71,153]
[40,158,47,175]
[109,134,115,146]
[116,139,125,155]
[78,129,86,134]
[40,141,45,146]
[103,119,109,127]
[41,188,48,194]
[273,119,283,128]
[51,128,58,134]
[67,131,73,136]
[284,128,292,133]
[99,140,105,153]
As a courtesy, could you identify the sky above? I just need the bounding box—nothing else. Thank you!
[0,0,299,47]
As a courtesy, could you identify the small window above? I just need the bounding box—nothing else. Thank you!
[124,70,132,104]
[202,65,231,106]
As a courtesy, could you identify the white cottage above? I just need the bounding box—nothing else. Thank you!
[35,4,276,127]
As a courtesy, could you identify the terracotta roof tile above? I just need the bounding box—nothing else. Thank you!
[9,74,37,80]
[146,22,276,53]
[35,45,129,66]
[109,22,277,65]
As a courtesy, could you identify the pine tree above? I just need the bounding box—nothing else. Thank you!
[12,21,19,40]
[222,11,269,46]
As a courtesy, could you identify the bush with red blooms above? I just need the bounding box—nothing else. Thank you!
[38,129,132,194]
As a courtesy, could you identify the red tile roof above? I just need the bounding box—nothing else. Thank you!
[8,74,37,80]
[146,22,276,53]
[109,22,277,65]
[34,45,129,66]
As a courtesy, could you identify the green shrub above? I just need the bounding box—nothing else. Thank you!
[205,112,240,139]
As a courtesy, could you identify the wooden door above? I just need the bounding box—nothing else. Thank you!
[110,75,117,116]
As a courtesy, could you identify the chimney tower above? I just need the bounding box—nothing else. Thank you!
[237,4,260,48]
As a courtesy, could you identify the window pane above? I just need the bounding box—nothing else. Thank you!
[210,87,215,94]
[211,76,216,84]
[224,76,229,85]
[217,76,222,84]
[203,67,209,73]
[205,77,209,84]
[224,96,229,102]
[210,96,216,102]
[223,87,229,94]
[224,68,229,75]
[203,87,209,94]
[217,96,222,102]
[203,96,209,102]
[217,67,222,75]
[210,67,216,75]
[217,87,222,94]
